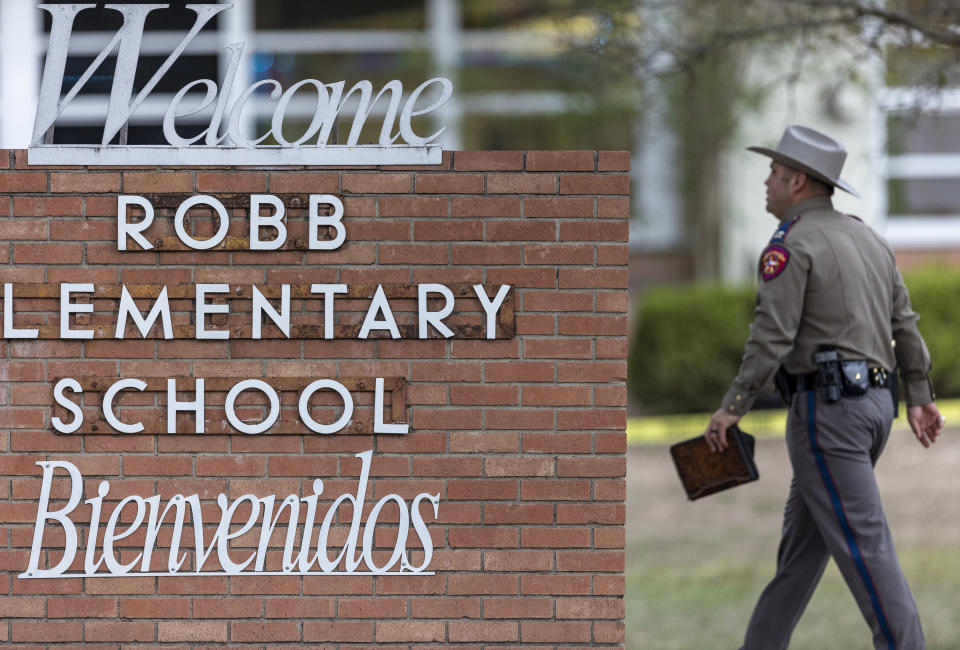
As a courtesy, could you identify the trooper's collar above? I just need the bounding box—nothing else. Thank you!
[780,196,833,223]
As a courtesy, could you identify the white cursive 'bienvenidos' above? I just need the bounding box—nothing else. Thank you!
[21,451,440,579]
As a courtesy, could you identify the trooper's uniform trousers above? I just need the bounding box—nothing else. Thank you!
[742,387,925,650]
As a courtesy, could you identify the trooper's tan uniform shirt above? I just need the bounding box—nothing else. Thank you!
[721,195,934,416]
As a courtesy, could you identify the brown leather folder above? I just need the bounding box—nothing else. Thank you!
[669,425,759,500]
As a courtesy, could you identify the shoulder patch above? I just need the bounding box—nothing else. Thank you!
[760,245,790,281]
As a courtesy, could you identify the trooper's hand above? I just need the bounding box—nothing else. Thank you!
[705,409,741,452]
[907,402,944,448]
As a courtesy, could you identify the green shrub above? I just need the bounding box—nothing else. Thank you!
[629,266,960,414]
[629,284,755,414]
[899,267,960,398]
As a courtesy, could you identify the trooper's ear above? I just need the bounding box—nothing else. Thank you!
[789,170,809,194]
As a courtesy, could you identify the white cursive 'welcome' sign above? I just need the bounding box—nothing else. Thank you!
[28,3,452,166]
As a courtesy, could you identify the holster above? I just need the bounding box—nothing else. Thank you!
[813,345,842,403]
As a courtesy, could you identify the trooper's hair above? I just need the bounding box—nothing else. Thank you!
[804,174,835,197]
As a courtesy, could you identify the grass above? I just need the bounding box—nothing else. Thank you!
[625,424,960,649]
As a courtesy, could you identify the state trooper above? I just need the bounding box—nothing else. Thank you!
[704,125,944,650]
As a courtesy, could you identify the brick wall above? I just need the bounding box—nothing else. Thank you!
[0,149,629,647]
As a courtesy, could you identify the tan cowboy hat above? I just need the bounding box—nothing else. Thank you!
[748,124,860,198]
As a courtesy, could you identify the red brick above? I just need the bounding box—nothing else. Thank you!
[410,597,481,619]
[599,150,631,171]
[595,575,626,595]
[524,338,591,359]
[448,574,517,595]
[560,220,629,241]
[558,409,626,430]
[375,621,444,642]
[450,384,518,406]
[487,220,556,241]
[484,550,554,572]
[303,621,372,642]
[526,151,595,172]
[557,503,625,525]
[559,361,627,383]
[521,575,591,595]
[85,577,154,594]
[413,456,482,476]
[523,385,591,406]
[447,479,518,500]
[556,550,624,572]
[158,621,228,642]
[52,172,121,193]
[560,173,629,195]
[453,151,523,171]
[596,527,626,548]
[231,621,300,642]
[521,620,591,642]
[595,478,627,501]
[416,173,484,194]
[451,340,519,359]
[524,196,593,218]
[521,479,590,501]
[269,172,339,193]
[524,243,594,265]
[123,172,193,193]
[487,266,557,288]
[379,196,448,217]
[85,621,155,642]
[118,597,189,619]
[14,243,82,264]
[598,243,630,265]
[414,219,483,240]
[196,456,265,477]
[49,219,115,241]
[12,621,81,642]
[196,172,266,192]
[452,243,522,264]
[0,171,47,192]
[449,431,519,453]
[487,173,556,194]
[598,196,630,218]
[484,361,555,383]
[379,243,448,264]
[485,503,554,524]
[558,456,625,478]
[484,597,554,619]
[264,597,336,618]
[595,620,626,644]
[486,457,554,477]
[597,291,629,312]
[559,267,628,288]
[452,196,521,217]
[449,526,519,548]
[486,408,554,430]
[0,597,45,617]
[449,620,518,642]
[342,172,410,193]
[49,597,118,618]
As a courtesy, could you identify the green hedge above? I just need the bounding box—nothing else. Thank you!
[629,266,960,414]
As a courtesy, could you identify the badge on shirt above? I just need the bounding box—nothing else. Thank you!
[760,245,789,281]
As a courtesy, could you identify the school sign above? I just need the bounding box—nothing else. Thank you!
[0,3,628,646]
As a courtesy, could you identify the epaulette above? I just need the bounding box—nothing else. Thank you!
[769,215,802,245]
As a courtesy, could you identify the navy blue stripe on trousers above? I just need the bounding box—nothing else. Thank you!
[805,390,896,650]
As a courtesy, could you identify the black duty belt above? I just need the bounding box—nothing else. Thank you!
[791,365,890,393]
